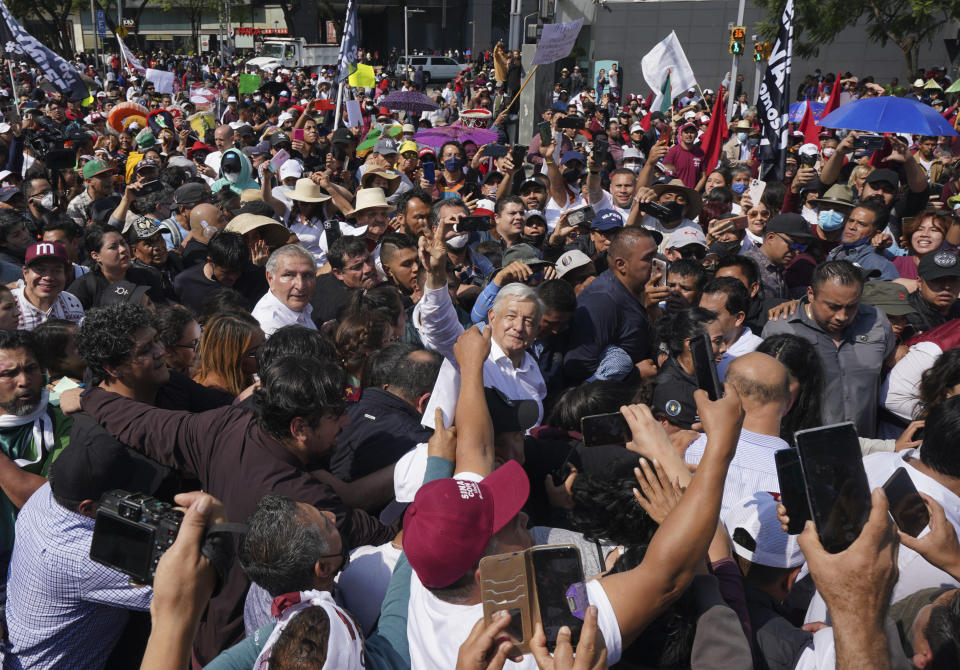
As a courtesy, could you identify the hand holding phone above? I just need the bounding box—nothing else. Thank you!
[292,128,305,142]
[538,122,552,146]
[775,448,812,534]
[422,161,436,184]
[268,148,290,172]
[882,467,929,538]
[580,412,631,448]
[690,333,722,401]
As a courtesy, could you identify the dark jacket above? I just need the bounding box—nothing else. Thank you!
[80,387,395,665]
[329,388,432,482]
[310,273,352,325]
[67,265,165,310]
[906,289,960,335]
[563,269,652,382]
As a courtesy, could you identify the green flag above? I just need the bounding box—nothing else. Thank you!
[659,71,672,114]
[238,73,261,95]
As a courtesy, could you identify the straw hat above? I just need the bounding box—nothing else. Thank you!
[809,184,856,210]
[284,178,332,203]
[360,168,401,196]
[240,188,263,203]
[652,179,702,219]
[352,187,390,215]
[225,213,291,249]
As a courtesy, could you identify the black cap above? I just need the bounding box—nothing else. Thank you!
[766,213,815,240]
[270,132,291,147]
[174,182,210,208]
[520,174,548,192]
[49,436,166,504]
[865,168,900,189]
[651,379,698,430]
[332,127,354,145]
[918,249,960,281]
[234,124,255,137]
[485,387,539,433]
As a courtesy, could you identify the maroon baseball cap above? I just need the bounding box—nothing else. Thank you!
[402,460,529,588]
[25,241,69,268]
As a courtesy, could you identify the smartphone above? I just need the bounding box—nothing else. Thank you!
[292,128,305,142]
[479,551,531,654]
[422,161,435,184]
[774,448,811,534]
[690,332,722,402]
[580,412,631,448]
[485,143,509,158]
[725,214,749,231]
[854,134,885,152]
[322,220,342,246]
[567,205,595,228]
[538,121,552,146]
[511,145,527,168]
[137,180,163,195]
[638,200,673,220]
[454,215,491,233]
[268,148,290,172]
[556,116,584,130]
[795,422,872,554]
[747,178,766,205]
[883,467,929,538]
[652,258,667,288]
[530,546,585,651]
[799,152,818,168]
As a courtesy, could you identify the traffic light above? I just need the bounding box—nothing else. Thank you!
[729,26,746,55]
[763,41,773,60]
[753,42,764,62]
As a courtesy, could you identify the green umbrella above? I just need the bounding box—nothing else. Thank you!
[946,80,960,93]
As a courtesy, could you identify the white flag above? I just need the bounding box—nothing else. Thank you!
[641,31,697,112]
[116,33,145,73]
[146,68,174,94]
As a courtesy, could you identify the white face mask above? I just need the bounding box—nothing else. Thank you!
[36,192,55,211]
[446,233,469,249]
[224,171,240,183]
[822,147,836,158]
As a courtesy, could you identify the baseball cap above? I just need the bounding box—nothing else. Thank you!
[0,186,20,203]
[766,213,815,240]
[629,122,644,134]
[332,127,354,145]
[402,460,530,588]
[524,209,546,224]
[918,249,960,281]
[651,380,698,430]
[665,227,707,250]
[865,168,900,189]
[723,492,804,569]
[623,147,643,162]
[418,147,436,160]
[501,243,550,268]
[135,159,159,174]
[174,182,210,208]
[81,159,115,180]
[373,138,399,155]
[555,249,593,278]
[860,280,917,316]
[591,209,624,231]
[25,241,69,268]
[398,140,418,156]
[520,175,548,192]
[227,95,238,103]
[560,150,585,165]
[270,132,291,147]
[402,123,416,134]
[680,121,698,133]
[122,216,161,240]
[278,160,304,181]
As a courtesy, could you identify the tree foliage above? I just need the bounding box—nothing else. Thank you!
[754,0,960,77]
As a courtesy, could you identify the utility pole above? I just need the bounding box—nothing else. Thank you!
[508,0,522,51]
[752,33,761,104]
[90,0,99,67]
[726,0,746,123]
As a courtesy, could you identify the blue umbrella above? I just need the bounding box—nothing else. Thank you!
[789,101,825,123]
[818,96,957,136]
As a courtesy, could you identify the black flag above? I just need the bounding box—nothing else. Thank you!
[756,0,794,181]
[0,0,89,102]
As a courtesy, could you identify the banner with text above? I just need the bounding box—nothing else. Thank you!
[756,0,794,181]
[532,18,584,66]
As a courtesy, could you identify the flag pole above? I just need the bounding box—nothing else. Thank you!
[333,81,344,128]
[7,58,18,121]
[504,65,538,114]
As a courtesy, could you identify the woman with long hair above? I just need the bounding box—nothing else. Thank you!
[193,311,264,397]
[893,210,952,281]
[335,311,394,401]
[756,334,824,444]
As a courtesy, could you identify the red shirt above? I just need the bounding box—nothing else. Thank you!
[664,143,706,189]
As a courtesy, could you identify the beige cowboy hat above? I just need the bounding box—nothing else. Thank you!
[729,119,760,136]
[652,179,702,219]
[225,213,291,249]
[809,184,856,210]
[284,178,332,203]
[360,168,402,196]
[240,188,263,203]
[351,187,390,216]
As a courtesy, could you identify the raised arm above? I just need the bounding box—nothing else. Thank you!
[453,326,494,477]
[598,388,743,647]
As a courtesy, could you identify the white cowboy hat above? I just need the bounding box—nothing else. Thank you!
[284,178,332,203]
[352,187,390,215]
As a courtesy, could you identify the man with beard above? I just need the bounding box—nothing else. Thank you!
[312,236,380,325]
[518,175,548,214]
[0,329,72,626]
[380,233,421,304]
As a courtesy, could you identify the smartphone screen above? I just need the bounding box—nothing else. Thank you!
[485,143,509,158]
[728,215,749,231]
[422,161,436,184]
[795,422,872,553]
[652,258,667,288]
[539,122,552,146]
[269,149,290,172]
[690,333,722,401]
[580,412,631,448]
[774,448,811,534]
[530,546,584,651]
[454,215,491,233]
[883,467,929,538]
[293,128,305,142]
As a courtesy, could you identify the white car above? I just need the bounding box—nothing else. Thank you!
[397,55,465,83]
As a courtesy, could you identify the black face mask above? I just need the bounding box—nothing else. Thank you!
[562,168,582,184]
[662,200,686,221]
[710,239,742,257]
[522,232,546,247]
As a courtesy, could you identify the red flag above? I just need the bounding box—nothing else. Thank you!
[640,91,655,130]
[798,101,820,147]
[698,85,728,171]
[823,70,843,116]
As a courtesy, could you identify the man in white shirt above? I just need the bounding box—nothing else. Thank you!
[251,245,318,337]
[13,242,84,330]
[685,352,792,514]
[586,166,636,221]
[699,277,763,381]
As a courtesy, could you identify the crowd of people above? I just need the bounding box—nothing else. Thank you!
[0,37,959,670]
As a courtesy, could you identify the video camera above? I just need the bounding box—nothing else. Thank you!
[25,116,76,171]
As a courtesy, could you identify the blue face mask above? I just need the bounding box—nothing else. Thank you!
[444,157,464,172]
[737,132,748,143]
[732,182,748,195]
[818,209,845,231]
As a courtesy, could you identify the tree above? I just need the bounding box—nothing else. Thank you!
[7,0,78,56]
[754,0,960,77]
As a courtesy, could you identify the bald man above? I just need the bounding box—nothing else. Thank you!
[683,352,792,513]
[181,203,229,268]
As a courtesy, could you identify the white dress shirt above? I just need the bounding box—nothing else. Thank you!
[414,285,547,429]
[684,428,788,515]
[717,327,764,381]
[251,289,317,337]
[881,340,942,421]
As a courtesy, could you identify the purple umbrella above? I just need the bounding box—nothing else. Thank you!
[381,89,439,113]
[413,123,499,148]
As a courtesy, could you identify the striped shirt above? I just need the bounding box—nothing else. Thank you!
[13,286,85,331]
[684,428,789,515]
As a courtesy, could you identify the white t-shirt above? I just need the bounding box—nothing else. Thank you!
[591,190,631,221]
[406,568,623,670]
[717,328,764,381]
[881,341,942,421]
[335,542,402,635]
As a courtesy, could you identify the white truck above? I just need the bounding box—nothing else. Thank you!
[247,38,339,72]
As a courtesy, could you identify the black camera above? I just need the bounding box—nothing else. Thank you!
[638,200,674,220]
[90,490,185,585]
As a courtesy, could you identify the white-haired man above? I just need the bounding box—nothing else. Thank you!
[251,244,318,336]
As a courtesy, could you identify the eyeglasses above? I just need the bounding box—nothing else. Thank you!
[319,545,350,571]
[175,339,199,351]
[774,232,808,253]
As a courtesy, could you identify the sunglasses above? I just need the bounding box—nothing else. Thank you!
[774,232,808,253]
